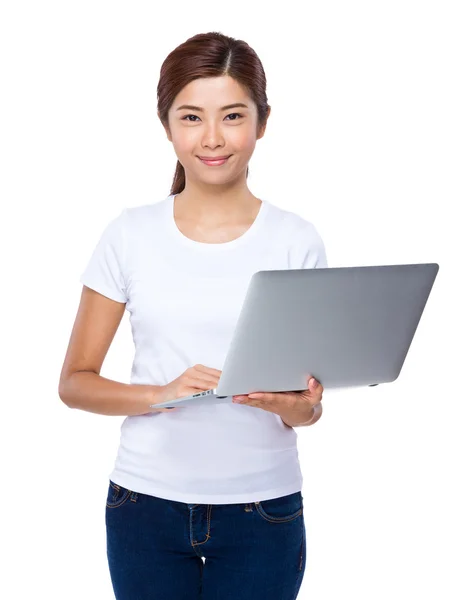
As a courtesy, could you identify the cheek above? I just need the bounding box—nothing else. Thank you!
[173,134,198,154]
[230,127,257,150]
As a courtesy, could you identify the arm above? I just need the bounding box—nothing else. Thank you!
[59,370,162,416]
[281,402,323,428]
[58,286,165,416]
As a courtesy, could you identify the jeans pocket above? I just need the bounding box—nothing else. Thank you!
[106,480,132,509]
[255,491,303,523]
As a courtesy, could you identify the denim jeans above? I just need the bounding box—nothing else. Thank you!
[105,480,306,599]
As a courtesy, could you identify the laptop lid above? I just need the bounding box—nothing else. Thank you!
[215,263,439,395]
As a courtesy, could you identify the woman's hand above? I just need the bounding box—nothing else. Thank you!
[150,364,222,412]
[232,376,323,425]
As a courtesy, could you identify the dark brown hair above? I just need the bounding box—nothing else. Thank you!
[157,32,270,195]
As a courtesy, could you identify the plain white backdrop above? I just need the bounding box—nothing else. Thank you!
[1,1,470,598]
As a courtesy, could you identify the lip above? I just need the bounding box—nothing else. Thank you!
[198,155,232,160]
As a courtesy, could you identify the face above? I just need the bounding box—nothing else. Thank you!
[160,76,269,183]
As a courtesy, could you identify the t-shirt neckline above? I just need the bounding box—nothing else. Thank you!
[167,194,268,250]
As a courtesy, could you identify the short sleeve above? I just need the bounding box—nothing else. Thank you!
[79,209,128,303]
[292,222,328,269]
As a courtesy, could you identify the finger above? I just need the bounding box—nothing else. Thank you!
[189,376,220,390]
[309,378,322,392]
[248,392,280,401]
[233,394,250,403]
[196,365,223,376]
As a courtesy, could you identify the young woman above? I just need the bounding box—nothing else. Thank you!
[59,31,326,600]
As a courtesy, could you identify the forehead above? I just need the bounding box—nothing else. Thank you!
[171,76,253,110]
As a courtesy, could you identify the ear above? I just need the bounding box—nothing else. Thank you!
[257,106,271,140]
[157,111,173,142]
[165,128,173,142]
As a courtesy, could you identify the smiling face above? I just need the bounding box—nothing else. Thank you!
[160,76,269,185]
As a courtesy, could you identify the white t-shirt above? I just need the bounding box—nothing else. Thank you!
[80,193,328,504]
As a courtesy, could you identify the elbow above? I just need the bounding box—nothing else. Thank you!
[58,380,75,409]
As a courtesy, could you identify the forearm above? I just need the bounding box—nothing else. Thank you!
[280,402,323,428]
[59,371,164,416]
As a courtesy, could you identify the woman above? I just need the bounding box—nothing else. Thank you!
[59,31,326,600]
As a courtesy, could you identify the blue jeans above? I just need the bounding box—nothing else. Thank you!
[106,480,306,599]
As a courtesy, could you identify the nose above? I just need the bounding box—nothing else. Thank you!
[201,120,225,150]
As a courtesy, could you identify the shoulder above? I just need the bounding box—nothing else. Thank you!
[265,201,327,268]
[124,199,164,223]
[119,197,169,233]
[267,201,324,244]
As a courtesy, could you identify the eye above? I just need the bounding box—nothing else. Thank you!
[181,113,243,122]
[226,113,243,121]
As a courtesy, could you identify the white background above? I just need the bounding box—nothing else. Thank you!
[1,1,470,598]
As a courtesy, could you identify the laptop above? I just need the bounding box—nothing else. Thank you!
[150,263,439,409]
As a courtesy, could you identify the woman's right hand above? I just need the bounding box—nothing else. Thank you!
[150,364,222,412]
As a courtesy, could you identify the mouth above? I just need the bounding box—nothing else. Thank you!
[198,155,232,166]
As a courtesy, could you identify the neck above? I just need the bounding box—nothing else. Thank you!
[174,183,259,224]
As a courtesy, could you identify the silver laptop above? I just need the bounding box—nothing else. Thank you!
[150,263,439,409]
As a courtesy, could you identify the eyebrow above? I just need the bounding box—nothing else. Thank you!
[176,103,249,112]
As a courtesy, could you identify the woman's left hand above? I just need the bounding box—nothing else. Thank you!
[232,376,323,421]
